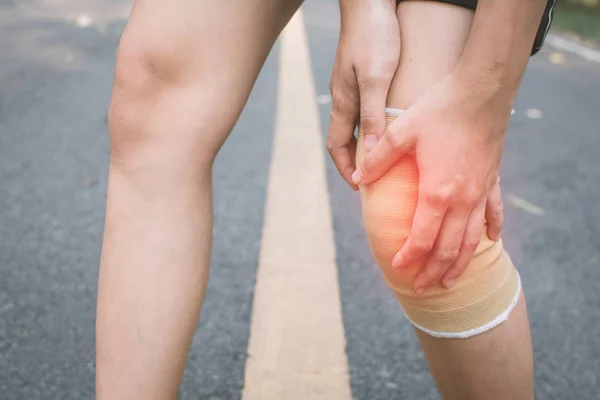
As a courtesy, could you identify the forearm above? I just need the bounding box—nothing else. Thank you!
[455,0,548,104]
[338,0,396,25]
[338,0,395,8]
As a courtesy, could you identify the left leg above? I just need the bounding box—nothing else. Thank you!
[96,1,302,398]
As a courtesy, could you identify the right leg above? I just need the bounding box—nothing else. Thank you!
[389,3,534,399]
[358,2,533,399]
[96,1,301,399]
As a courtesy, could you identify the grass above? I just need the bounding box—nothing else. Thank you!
[552,0,600,43]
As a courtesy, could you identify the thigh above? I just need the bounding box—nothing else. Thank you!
[123,0,302,83]
[396,0,555,55]
[387,0,474,109]
[111,0,303,158]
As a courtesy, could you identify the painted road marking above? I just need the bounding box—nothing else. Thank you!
[525,108,544,120]
[507,194,545,216]
[549,52,565,65]
[241,8,352,400]
[546,34,600,64]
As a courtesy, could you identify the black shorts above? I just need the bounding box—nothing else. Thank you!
[396,0,556,55]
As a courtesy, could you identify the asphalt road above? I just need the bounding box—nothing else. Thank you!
[1,0,600,399]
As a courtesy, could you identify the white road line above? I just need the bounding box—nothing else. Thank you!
[241,8,352,400]
[507,194,545,216]
[546,34,600,64]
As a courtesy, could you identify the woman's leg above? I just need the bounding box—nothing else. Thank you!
[96,1,301,399]
[388,2,534,399]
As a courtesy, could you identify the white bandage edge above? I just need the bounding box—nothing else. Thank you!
[385,107,516,117]
[404,271,522,339]
[385,107,405,116]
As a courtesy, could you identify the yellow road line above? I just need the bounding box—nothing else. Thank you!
[241,8,352,400]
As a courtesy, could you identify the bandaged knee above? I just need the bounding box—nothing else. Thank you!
[357,108,521,339]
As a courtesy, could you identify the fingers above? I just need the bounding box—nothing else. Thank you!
[394,184,487,293]
[352,116,415,185]
[391,191,445,271]
[358,84,388,149]
[412,207,469,293]
[485,178,504,241]
[327,70,360,190]
[441,200,486,288]
[326,124,358,190]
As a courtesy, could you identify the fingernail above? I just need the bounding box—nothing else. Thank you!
[364,134,378,150]
[443,277,457,288]
[414,284,424,294]
[351,169,363,184]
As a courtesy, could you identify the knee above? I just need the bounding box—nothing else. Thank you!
[108,44,161,159]
[363,179,522,339]
[358,110,521,339]
[107,36,221,171]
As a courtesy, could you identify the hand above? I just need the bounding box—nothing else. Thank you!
[327,0,399,190]
[485,176,504,243]
[353,70,512,292]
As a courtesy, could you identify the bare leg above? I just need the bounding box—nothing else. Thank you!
[96,1,301,399]
[388,2,534,399]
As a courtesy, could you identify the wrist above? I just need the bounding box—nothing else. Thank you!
[339,0,397,35]
[450,60,519,111]
[339,0,395,11]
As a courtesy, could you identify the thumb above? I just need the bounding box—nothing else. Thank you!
[358,84,388,151]
[352,114,415,185]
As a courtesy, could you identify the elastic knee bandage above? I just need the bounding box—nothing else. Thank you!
[357,108,521,339]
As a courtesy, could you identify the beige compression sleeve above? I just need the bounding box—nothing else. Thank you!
[357,109,521,339]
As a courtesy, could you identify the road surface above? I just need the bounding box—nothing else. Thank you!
[1,0,599,399]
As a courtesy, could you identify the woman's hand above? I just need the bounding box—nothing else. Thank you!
[353,70,511,292]
[327,0,400,190]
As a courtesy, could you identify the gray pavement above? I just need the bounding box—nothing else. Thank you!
[1,0,600,399]
[306,2,600,400]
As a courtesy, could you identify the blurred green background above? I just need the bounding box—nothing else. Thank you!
[554,0,600,42]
